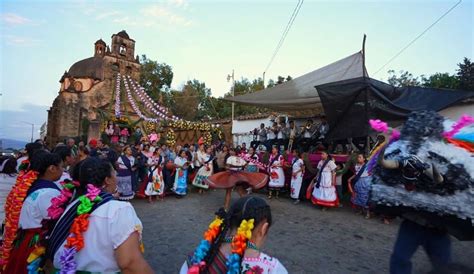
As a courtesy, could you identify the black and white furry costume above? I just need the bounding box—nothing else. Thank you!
[369,111,474,240]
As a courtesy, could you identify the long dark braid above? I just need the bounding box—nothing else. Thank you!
[226,196,272,273]
[203,208,230,273]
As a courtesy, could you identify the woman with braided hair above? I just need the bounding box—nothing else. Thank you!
[180,195,287,274]
[48,157,153,273]
[3,150,64,273]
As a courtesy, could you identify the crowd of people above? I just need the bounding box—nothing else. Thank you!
[249,116,374,155]
[0,135,295,273]
[0,127,409,273]
[2,132,378,216]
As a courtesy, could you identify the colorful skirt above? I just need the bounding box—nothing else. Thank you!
[173,169,188,196]
[192,164,213,189]
[205,171,268,190]
[351,176,372,208]
[117,175,134,200]
[4,228,42,274]
[145,169,164,196]
[311,177,339,207]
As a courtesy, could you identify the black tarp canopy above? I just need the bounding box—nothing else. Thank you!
[315,77,474,140]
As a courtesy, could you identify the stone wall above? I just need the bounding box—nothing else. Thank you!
[47,50,141,145]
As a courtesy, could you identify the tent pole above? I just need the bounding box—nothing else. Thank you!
[362,33,370,155]
[362,34,367,77]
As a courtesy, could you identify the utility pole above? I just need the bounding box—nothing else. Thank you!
[21,121,34,142]
[227,70,235,121]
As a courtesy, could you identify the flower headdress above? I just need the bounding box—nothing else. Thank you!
[188,211,226,274]
[226,218,255,274]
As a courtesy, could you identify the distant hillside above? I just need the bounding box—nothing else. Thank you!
[0,139,28,150]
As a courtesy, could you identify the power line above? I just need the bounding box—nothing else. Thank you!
[373,0,462,76]
[264,0,304,74]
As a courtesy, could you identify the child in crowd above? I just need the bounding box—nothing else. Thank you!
[349,153,371,218]
[120,127,130,144]
[310,151,339,209]
[268,146,285,199]
[290,149,305,204]
[145,149,164,202]
[181,196,288,273]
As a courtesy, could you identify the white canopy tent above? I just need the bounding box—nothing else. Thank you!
[225,51,368,111]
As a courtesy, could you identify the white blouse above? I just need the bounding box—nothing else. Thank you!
[226,156,247,170]
[354,163,369,178]
[116,156,135,170]
[53,200,143,272]
[180,252,288,274]
[292,158,304,174]
[19,187,60,229]
[196,151,207,167]
[174,156,188,168]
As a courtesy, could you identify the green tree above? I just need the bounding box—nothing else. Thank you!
[276,76,285,85]
[266,79,276,88]
[168,85,199,121]
[387,70,420,87]
[139,55,174,101]
[421,73,459,89]
[185,80,214,120]
[220,77,268,118]
[457,57,474,91]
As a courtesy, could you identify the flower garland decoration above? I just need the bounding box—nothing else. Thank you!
[113,74,223,142]
[123,75,160,123]
[443,114,474,139]
[226,219,255,274]
[59,184,103,273]
[0,170,39,268]
[239,153,268,171]
[26,179,79,273]
[127,76,176,121]
[166,129,176,147]
[48,180,79,219]
[114,73,122,117]
[212,127,224,140]
[144,121,158,134]
[168,120,212,132]
[187,216,224,273]
[203,131,212,146]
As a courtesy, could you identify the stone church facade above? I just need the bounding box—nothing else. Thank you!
[47,30,141,145]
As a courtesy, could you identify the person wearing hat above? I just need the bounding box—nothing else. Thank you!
[88,138,98,157]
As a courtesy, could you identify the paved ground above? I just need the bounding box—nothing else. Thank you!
[132,190,474,274]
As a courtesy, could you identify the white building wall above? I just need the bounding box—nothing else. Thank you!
[439,103,474,120]
[232,118,272,146]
